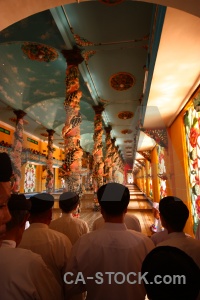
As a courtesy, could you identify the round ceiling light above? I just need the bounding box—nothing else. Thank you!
[110,72,135,91]
[124,140,133,143]
[121,129,133,134]
[118,111,134,120]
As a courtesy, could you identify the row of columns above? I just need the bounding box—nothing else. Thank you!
[8,48,124,194]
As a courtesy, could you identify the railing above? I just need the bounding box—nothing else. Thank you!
[0,146,62,167]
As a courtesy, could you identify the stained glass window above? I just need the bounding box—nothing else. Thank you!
[184,99,200,231]
[157,145,167,199]
[24,163,36,193]
[149,162,153,198]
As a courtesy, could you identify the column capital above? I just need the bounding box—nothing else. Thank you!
[62,46,84,66]
[13,110,26,119]
[105,125,112,134]
[46,129,55,137]
[92,104,105,115]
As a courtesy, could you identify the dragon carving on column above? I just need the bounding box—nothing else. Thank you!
[92,105,104,191]
[59,49,84,192]
[104,125,113,183]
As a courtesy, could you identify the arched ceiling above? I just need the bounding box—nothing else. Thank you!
[0,0,199,169]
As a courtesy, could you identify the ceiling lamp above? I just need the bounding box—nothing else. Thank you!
[124,140,133,143]
[118,111,134,120]
[110,72,135,91]
[21,42,58,62]
[121,129,133,134]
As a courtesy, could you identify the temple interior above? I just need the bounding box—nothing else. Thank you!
[0,0,200,238]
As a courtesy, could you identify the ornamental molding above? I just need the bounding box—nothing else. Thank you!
[21,42,58,62]
[140,128,168,148]
[110,72,135,91]
[118,111,134,120]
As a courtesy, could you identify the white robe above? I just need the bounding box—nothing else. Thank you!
[66,222,154,300]
[49,213,89,245]
[19,223,72,294]
[92,213,142,232]
[0,244,64,300]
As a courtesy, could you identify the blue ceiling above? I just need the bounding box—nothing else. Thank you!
[0,1,165,166]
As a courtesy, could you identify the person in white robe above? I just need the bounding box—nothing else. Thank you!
[65,183,154,300]
[49,191,89,245]
[0,193,64,300]
[19,193,72,298]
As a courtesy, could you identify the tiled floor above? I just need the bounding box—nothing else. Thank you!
[52,184,154,236]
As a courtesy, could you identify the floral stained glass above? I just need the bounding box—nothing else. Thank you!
[184,105,200,230]
[157,145,167,199]
[24,163,36,193]
[149,162,153,198]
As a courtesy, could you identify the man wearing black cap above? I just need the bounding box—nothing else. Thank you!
[66,183,154,300]
[19,192,72,296]
[49,192,89,245]
[0,152,12,242]
[157,196,200,270]
[0,193,64,300]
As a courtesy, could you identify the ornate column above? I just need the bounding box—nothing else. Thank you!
[11,110,26,193]
[46,129,55,193]
[60,47,84,192]
[104,125,113,183]
[92,104,104,191]
[111,137,117,181]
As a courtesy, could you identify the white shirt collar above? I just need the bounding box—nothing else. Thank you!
[1,240,16,248]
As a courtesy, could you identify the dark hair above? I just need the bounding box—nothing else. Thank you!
[59,195,79,213]
[6,194,31,230]
[142,246,200,300]
[97,183,130,216]
[159,196,189,231]
[0,152,13,182]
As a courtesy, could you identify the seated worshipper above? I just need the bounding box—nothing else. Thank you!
[0,152,13,243]
[141,246,200,300]
[157,196,200,272]
[65,183,154,300]
[0,193,64,300]
[49,192,89,245]
[19,193,72,296]
[92,213,141,232]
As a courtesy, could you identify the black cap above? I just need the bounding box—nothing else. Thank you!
[59,192,79,212]
[159,196,189,223]
[142,246,200,300]
[0,152,13,182]
[30,193,54,214]
[8,194,31,211]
